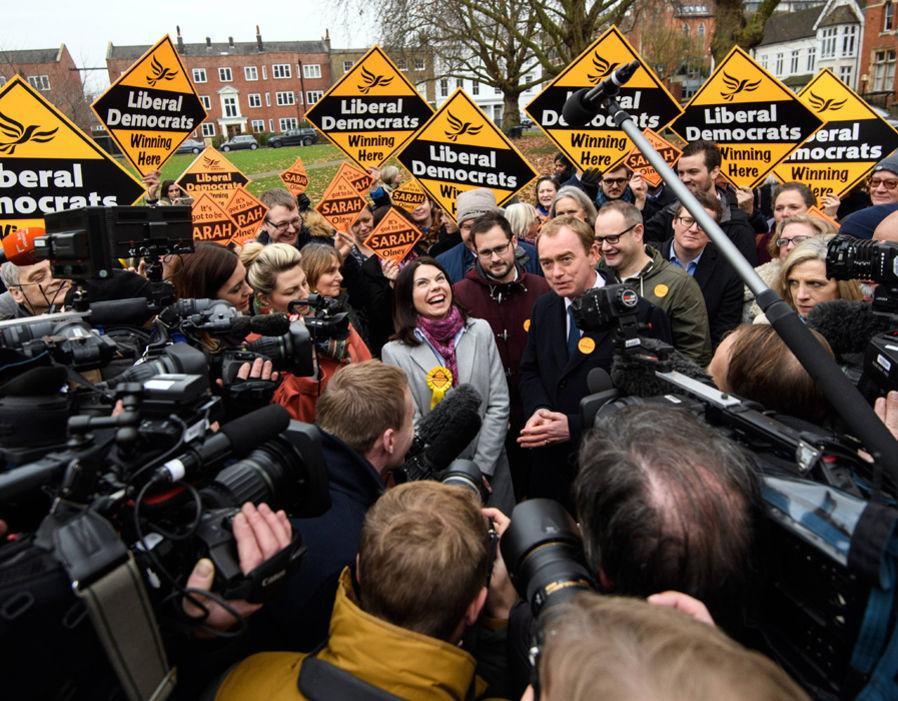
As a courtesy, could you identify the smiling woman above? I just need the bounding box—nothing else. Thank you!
[381,257,515,513]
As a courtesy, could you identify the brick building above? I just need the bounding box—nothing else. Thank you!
[329,47,436,103]
[0,44,90,130]
[106,27,332,140]
[859,0,898,108]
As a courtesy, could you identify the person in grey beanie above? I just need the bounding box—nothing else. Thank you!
[869,154,898,207]
[436,188,543,283]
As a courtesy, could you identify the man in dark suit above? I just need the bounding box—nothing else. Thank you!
[661,193,743,348]
[518,215,672,505]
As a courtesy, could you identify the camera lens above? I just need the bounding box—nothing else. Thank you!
[440,459,486,502]
[501,499,596,617]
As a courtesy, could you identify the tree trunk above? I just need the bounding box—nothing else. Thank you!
[502,90,523,131]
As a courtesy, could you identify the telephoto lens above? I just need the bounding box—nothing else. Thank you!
[501,499,597,617]
[439,459,488,502]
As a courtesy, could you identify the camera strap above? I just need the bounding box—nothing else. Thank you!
[52,509,177,701]
[297,656,404,701]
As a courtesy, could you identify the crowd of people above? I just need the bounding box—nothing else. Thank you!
[3,136,898,700]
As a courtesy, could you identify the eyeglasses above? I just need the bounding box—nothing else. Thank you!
[267,216,302,232]
[775,235,812,248]
[602,177,628,186]
[595,223,637,246]
[869,177,898,190]
[675,215,703,230]
[476,240,513,259]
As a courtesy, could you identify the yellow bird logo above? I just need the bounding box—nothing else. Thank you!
[202,156,224,170]
[444,111,483,142]
[357,66,394,94]
[147,56,178,87]
[720,72,762,102]
[587,54,619,84]
[808,92,847,113]
[0,111,58,155]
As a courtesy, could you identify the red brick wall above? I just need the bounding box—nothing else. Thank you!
[107,49,332,138]
[860,1,898,106]
[3,46,90,130]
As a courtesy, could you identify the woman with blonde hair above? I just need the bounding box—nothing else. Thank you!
[505,202,540,244]
[754,235,863,323]
[240,242,371,421]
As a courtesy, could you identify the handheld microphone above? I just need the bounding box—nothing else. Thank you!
[561,60,641,128]
[0,227,44,266]
[158,403,290,482]
[403,384,483,480]
[807,300,891,357]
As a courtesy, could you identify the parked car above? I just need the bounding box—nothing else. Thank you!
[871,106,898,130]
[520,117,534,129]
[220,134,259,152]
[176,138,204,154]
[267,128,319,147]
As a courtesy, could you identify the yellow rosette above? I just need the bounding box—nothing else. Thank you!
[427,366,454,409]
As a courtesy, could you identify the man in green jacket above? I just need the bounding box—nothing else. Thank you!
[596,200,712,366]
[214,481,513,701]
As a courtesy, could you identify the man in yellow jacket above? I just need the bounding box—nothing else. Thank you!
[215,481,512,701]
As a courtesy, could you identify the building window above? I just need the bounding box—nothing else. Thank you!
[886,1,894,31]
[279,117,299,131]
[698,23,705,39]
[201,123,216,137]
[251,119,265,133]
[682,23,689,35]
[219,67,232,82]
[872,49,897,91]
[200,95,211,110]
[222,95,239,118]
[265,92,271,107]
[192,68,207,83]
[439,78,449,97]
[775,53,784,74]
[273,64,291,79]
[27,75,50,91]
[303,64,322,79]
[494,85,502,95]
[415,57,425,71]
[397,58,408,71]
[343,60,354,73]
[839,65,853,85]
[807,47,816,71]
[306,90,323,104]
[472,81,480,95]
[276,91,295,106]
[248,93,262,108]
[262,65,268,80]
[841,25,858,56]
[790,49,800,74]
[759,54,769,70]
[0,76,6,86]
[245,66,258,81]
[268,119,274,132]
[821,27,837,58]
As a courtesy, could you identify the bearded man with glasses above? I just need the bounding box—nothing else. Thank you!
[597,200,712,365]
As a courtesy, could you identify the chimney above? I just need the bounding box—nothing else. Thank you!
[324,28,331,50]
[228,36,235,49]
[176,26,184,53]
[205,36,212,51]
[256,25,264,52]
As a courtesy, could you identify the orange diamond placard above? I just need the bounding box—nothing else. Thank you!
[177,147,250,207]
[364,208,423,263]
[623,129,682,188]
[333,161,374,195]
[225,186,267,245]
[317,174,368,231]
[391,178,428,213]
[192,193,236,243]
[280,157,309,196]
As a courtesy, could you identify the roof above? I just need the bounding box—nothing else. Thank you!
[758,6,825,45]
[107,40,328,60]
[819,4,859,26]
[0,46,62,64]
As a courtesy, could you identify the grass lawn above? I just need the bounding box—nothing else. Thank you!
[144,132,557,206]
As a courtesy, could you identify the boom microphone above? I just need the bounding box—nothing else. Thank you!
[231,313,292,337]
[402,384,483,480]
[807,300,892,357]
[158,403,290,482]
[562,59,640,127]
[0,227,43,266]
[610,337,711,398]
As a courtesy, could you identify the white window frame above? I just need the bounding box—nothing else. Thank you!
[262,65,268,80]
[415,57,425,71]
[886,1,894,32]
[775,52,784,74]
[279,117,299,131]
[276,91,295,106]
[472,81,480,95]
[343,60,354,73]
[807,47,816,72]
[251,119,266,133]
[222,95,239,118]
[839,64,853,85]
[396,58,408,72]
[273,63,291,79]
[303,63,322,79]
[821,27,838,58]
[872,49,896,91]
[305,90,323,104]
[789,49,800,74]
[0,76,6,86]
[268,118,274,132]
[248,93,262,108]
[218,67,232,82]
[27,75,50,91]
[244,66,258,81]
[200,95,211,110]
[192,68,207,84]
[265,92,271,107]
[439,78,448,97]
[201,123,216,137]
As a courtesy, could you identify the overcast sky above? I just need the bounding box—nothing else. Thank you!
[1,1,378,95]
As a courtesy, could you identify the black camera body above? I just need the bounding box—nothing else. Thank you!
[570,283,641,340]
[0,312,117,371]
